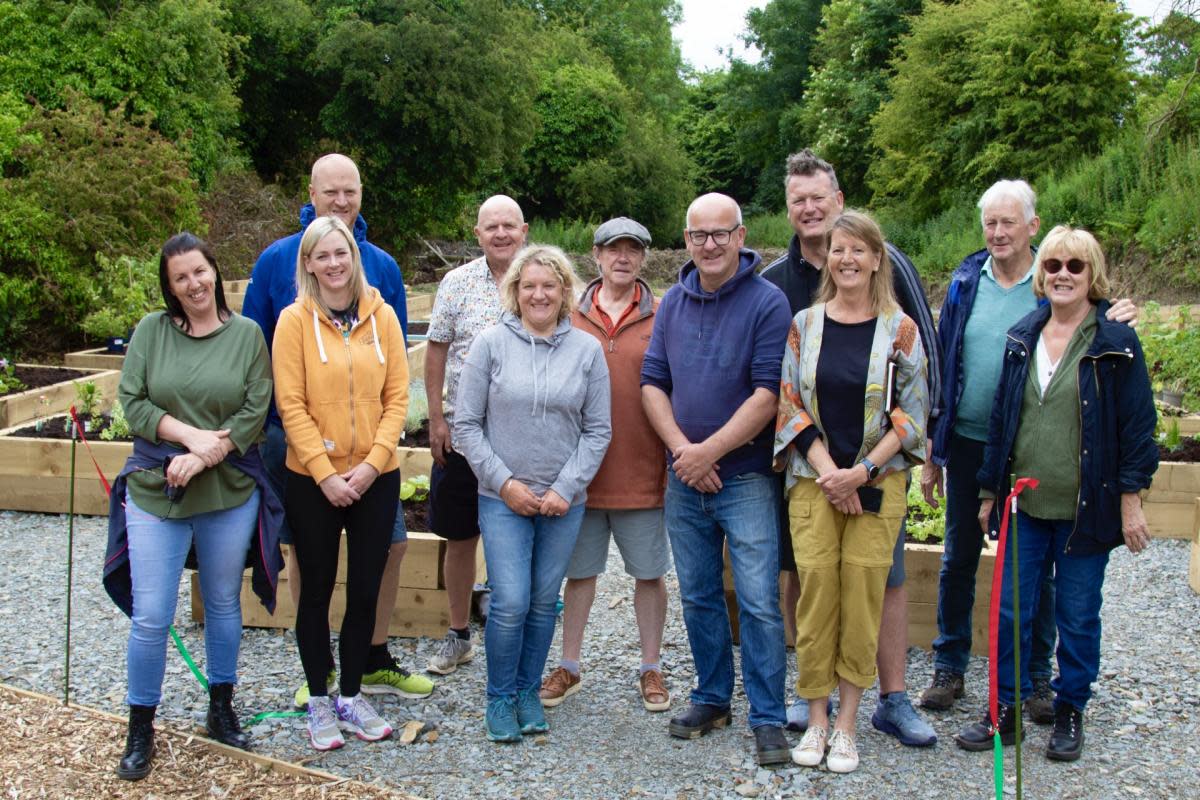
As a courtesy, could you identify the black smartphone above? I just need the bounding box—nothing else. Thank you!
[857,485,884,514]
[162,454,187,503]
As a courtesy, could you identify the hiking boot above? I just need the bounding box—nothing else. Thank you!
[116,704,155,781]
[427,631,473,675]
[538,666,581,708]
[486,696,522,743]
[362,659,435,698]
[639,669,671,712]
[954,704,1021,751]
[294,669,337,710]
[667,703,732,739]
[1046,704,1084,762]
[786,698,834,732]
[920,669,965,710]
[1026,677,1056,725]
[515,687,550,735]
[306,696,345,751]
[826,729,860,774]
[871,690,937,747]
[791,726,826,767]
[335,694,393,742]
[205,683,250,750]
[753,724,790,767]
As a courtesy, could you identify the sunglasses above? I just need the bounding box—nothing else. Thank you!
[1041,258,1087,275]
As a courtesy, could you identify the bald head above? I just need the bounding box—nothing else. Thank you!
[475,194,528,273]
[686,193,743,229]
[309,154,362,229]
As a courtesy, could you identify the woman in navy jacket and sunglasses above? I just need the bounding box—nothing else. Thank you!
[953,225,1157,762]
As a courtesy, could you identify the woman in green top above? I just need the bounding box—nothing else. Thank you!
[114,233,272,780]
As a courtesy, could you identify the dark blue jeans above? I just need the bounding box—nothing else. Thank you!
[998,512,1110,710]
[934,434,1055,678]
[666,471,786,730]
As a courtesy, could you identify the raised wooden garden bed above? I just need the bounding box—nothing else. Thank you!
[905,542,994,657]
[0,365,119,429]
[407,292,435,317]
[64,348,126,370]
[407,340,427,381]
[1146,461,1200,540]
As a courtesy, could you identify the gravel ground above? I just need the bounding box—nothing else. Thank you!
[2,510,1198,799]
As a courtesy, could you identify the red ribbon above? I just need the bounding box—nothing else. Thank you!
[987,476,1039,731]
[67,405,112,499]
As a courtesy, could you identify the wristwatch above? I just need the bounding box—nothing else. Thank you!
[860,457,880,482]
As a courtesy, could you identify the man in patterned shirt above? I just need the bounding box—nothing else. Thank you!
[424,195,528,675]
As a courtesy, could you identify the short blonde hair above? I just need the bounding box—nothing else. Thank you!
[500,244,580,323]
[1032,224,1111,302]
[296,216,367,316]
[816,209,899,317]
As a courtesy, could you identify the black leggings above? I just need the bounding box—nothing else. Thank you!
[286,468,399,698]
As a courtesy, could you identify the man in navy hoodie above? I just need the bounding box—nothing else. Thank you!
[243,154,431,706]
[641,193,793,767]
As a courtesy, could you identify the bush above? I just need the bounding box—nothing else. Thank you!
[906,479,946,543]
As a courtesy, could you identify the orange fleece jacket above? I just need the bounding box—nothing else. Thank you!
[272,288,408,484]
[573,277,665,509]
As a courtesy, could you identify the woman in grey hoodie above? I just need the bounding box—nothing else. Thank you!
[455,244,611,743]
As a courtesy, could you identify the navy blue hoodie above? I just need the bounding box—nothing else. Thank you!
[640,249,791,477]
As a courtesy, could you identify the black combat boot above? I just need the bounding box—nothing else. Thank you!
[206,683,251,750]
[116,704,156,780]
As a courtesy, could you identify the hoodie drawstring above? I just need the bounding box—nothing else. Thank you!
[369,314,384,364]
[312,308,328,364]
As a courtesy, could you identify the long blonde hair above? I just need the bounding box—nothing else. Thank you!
[816,209,898,316]
[295,216,367,316]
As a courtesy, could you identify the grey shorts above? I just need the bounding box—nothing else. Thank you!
[566,508,671,580]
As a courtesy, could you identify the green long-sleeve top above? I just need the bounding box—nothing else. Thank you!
[119,311,272,518]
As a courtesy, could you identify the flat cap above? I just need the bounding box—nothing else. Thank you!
[593,217,651,248]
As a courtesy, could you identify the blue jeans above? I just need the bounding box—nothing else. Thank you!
[998,511,1110,710]
[666,471,786,729]
[935,434,1055,678]
[478,495,585,699]
[125,489,259,707]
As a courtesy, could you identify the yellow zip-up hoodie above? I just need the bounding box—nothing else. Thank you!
[273,287,409,485]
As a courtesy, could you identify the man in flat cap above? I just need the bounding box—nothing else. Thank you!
[538,217,672,714]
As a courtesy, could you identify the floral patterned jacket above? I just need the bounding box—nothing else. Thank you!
[773,303,929,490]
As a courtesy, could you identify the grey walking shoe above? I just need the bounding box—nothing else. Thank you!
[427,630,473,675]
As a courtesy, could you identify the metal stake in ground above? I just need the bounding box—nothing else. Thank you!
[64,407,78,706]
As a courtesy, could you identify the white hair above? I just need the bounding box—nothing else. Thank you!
[978,179,1037,225]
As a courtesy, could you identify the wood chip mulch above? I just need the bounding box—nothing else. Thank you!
[0,685,421,800]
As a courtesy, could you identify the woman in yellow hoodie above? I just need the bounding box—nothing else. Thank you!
[272,215,409,751]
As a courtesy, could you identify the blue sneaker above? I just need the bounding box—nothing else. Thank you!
[785,698,833,732]
[485,696,521,743]
[871,690,937,747]
[515,687,550,735]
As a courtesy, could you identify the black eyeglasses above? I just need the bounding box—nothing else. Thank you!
[1042,258,1087,275]
[686,226,740,246]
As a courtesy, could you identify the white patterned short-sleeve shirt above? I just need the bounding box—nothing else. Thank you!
[427,256,504,425]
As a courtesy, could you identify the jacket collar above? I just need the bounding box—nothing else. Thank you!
[577,276,655,319]
[298,203,370,244]
[1007,299,1116,353]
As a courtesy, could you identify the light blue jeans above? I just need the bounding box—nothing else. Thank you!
[478,495,585,699]
[125,489,259,706]
[666,470,787,729]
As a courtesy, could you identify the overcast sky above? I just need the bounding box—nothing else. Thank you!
[674,0,1174,73]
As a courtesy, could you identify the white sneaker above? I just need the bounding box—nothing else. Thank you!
[306,696,345,751]
[427,631,473,675]
[336,693,393,741]
[826,729,859,773]
[791,725,827,767]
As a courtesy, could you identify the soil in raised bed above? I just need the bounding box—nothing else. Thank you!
[1,365,91,398]
[1160,437,1200,463]
[10,412,132,441]
[403,496,431,532]
[405,418,430,448]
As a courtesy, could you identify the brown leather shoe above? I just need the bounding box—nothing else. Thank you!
[639,669,671,712]
[538,667,581,708]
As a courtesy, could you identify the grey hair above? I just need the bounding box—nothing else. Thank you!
[978,179,1037,225]
[784,149,840,193]
[684,193,743,228]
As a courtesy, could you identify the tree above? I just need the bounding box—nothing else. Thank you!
[870,0,1136,216]
[789,0,922,202]
[0,0,242,188]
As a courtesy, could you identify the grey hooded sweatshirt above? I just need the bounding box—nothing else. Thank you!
[454,312,611,506]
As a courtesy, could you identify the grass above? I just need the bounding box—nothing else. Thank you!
[526,218,597,253]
